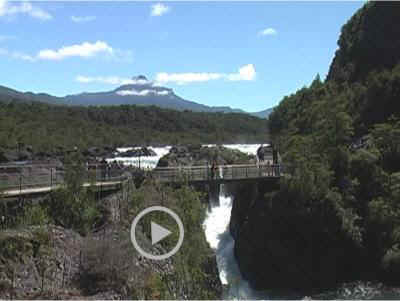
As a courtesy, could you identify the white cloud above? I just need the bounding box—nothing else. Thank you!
[226,64,256,81]
[259,28,277,36]
[0,41,122,62]
[76,64,256,88]
[116,89,170,96]
[0,0,52,21]
[155,64,256,85]
[38,41,113,60]
[117,89,150,96]
[155,72,223,85]
[71,15,96,23]
[157,90,170,96]
[76,75,151,86]
[151,3,170,17]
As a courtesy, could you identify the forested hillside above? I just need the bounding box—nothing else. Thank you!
[0,100,268,152]
[249,1,400,288]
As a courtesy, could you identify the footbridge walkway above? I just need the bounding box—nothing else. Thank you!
[0,163,282,198]
[152,163,282,184]
[0,164,129,198]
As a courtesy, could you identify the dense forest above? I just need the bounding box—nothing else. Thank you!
[0,100,268,152]
[265,1,400,286]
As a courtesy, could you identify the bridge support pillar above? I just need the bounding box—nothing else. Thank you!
[208,182,220,206]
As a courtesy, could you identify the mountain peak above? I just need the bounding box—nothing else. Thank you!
[132,75,148,81]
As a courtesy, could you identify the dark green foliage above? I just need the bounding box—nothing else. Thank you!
[45,154,100,235]
[127,182,220,299]
[327,2,400,84]
[0,101,268,152]
[267,1,400,285]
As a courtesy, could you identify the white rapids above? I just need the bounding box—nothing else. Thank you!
[202,144,272,299]
[203,193,269,299]
[108,143,274,298]
[106,143,267,170]
[106,146,171,169]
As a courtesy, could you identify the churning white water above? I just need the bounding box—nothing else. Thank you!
[203,193,258,299]
[202,143,272,299]
[106,146,172,169]
[203,188,274,299]
[107,144,266,170]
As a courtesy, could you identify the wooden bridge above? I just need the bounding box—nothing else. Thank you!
[0,163,282,198]
[151,163,282,184]
[0,164,129,198]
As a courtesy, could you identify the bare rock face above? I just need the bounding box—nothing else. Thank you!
[0,225,83,299]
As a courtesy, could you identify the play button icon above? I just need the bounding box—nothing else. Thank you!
[131,206,184,260]
[151,222,171,245]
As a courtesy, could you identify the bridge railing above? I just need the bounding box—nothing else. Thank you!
[0,164,128,193]
[151,163,282,183]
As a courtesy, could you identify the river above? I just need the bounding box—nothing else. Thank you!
[202,145,273,299]
[200,145,400,300]
[109,144,400,299]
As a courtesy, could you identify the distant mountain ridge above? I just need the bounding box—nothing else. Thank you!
[0,76,273,118]
[249,108,274,119]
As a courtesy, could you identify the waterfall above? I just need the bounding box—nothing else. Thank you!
[202,143,266,299]
[203,187,271,299]
[202,189,399,300]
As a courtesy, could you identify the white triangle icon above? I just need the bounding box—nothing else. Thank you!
[151,221,172,245]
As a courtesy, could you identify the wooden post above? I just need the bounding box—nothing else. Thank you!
[19,169,22,194]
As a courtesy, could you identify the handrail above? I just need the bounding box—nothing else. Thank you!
[0,163,116,170]
[0,167,128,192]
[151,163,282,183]
[154,163,280,171]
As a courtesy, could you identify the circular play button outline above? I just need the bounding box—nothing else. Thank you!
[130,206,184,260]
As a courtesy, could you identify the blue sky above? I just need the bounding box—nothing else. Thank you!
[0,1,364,112]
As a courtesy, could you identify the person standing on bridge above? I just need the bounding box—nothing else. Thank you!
[266,160,271,176]
[257,144,265,164]
[100,159,107,180]
[211,160,218,180]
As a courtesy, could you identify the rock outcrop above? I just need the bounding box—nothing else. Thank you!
[157,145,255,168]
[117,147,156,158]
